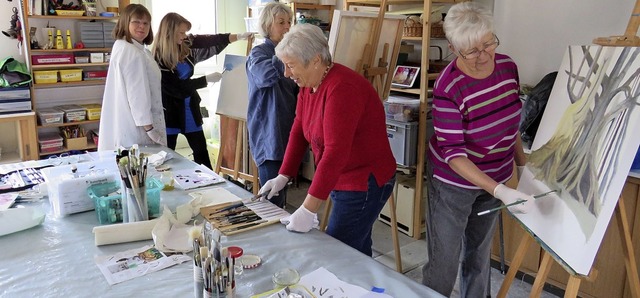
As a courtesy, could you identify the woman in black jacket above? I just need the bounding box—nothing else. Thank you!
[153,12,251,169]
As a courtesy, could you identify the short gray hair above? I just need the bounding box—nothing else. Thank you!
[258,2,292,38]
[443,2,494,52]
[275,24,331,66]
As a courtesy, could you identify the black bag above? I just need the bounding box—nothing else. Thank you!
[520,71,558,148]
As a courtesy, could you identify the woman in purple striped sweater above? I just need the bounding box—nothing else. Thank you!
[422,3,535,297]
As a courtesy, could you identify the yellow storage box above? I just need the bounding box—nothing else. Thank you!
[34,70,58,84]
[59,69,83,82]
[81,104,102,120]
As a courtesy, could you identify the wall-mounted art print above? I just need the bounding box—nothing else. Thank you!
[516,45,640,275]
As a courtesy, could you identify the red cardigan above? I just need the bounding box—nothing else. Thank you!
[279,63,396,199]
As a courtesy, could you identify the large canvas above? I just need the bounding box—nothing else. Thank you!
[327,10,405,98]
[517,45,640,275]
[215,54,248,121]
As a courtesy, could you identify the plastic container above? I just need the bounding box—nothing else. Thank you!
[33,70,58,84]
[37,107,64,125]
[38,132,63,153]
[59,69,82,82]
[81,104,102,120]
[56,104,87,122]
[384,97,420,122]
[386,119,418,166]
[31,54,74,65]
[88,177,163,224]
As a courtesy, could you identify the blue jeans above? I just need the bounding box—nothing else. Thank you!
[326,173,396,256]
[422,172,501,297]
[258,160,287,208]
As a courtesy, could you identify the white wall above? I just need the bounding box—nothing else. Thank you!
[494,0,636,86]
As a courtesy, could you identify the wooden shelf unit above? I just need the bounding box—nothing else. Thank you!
[20,1,131,158]
[344,0,461,239]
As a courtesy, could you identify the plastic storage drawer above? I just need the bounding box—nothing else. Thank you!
[386,119,418,167]
[81,103,102,120]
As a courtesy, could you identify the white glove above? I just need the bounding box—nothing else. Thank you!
[146,127,164,145]
[280,205,317,233]
[516,166,525,181]
[493,184,535,214]
[258,174,289,199]
[205,72,223,83]
[236,32,253,40]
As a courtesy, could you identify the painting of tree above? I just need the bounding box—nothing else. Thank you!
[516,45,640,275]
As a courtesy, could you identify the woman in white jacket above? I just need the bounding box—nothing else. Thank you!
[98,4,167,151]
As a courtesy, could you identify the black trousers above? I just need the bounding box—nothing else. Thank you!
[167,130,212,170]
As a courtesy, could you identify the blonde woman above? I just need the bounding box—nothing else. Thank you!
[99,4,166,150]
[153,12,251,169]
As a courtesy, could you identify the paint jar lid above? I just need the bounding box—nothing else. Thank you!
[240,254,261,269]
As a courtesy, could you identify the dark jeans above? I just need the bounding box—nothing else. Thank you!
[326,173,396,256]
[167,131,212,170]
[422,174,501,297]
[258,160,286,208]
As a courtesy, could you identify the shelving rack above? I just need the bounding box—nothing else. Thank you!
[19,0,130,158]
[344,0,462,239]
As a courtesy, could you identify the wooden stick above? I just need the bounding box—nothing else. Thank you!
[616,197,640,297]
[530,252,553,297]
[497,234,532,298]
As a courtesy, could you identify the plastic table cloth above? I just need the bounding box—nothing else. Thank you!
[0,145,443,298]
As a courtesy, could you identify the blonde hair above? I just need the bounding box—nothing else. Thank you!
[152,12,192,70]
[112,4,153,45]
[259,2,293,38]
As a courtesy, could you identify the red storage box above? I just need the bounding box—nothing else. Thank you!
[31,54,74,65]
[83,70,107,80]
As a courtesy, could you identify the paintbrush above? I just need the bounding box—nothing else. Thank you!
[477,189,559,216]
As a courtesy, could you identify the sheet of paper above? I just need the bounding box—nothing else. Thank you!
[172,164,225,190]
[95,245,190,285]
[299,267,393,298]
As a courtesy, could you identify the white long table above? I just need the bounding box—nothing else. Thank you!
[0,145,442,297]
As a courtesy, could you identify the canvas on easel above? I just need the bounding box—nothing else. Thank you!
[327,10,405,99]
[514,45,640,276]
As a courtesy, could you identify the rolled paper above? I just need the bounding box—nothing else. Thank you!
[92,219,158,246]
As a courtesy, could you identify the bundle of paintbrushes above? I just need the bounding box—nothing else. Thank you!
[200,200,289,235]
[115,145,149,222]
[191,223,235,297]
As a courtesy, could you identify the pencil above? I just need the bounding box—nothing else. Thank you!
[477,189,559,216]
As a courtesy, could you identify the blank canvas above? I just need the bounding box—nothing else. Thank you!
[215,54,248,121]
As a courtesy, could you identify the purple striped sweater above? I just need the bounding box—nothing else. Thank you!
[428,53,521,189]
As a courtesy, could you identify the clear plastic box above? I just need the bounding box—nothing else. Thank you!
[384,97,420,122]
[88,177,163,224]
[37,107,64,125]
[38,132,63,153]
[56,104,87,122]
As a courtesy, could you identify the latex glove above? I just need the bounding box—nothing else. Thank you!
[146,127,164,145]
[493,184,535,214]
[516,166,525,181]
[236,32,253,40]
[280,205,316,233]
[258,174,289,199]
[205,72,222,83]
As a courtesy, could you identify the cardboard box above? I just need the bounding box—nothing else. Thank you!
[65,137,88,150]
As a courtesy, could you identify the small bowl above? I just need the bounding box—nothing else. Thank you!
[272,268,300,288]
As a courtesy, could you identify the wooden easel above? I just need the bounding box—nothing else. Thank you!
[214,35,259,195]
[320,1,404,273]
[498,6,640,296]
[497,197,640,298]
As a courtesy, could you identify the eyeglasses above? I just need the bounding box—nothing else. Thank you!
[130,19,150,27]
[458,35,500,60]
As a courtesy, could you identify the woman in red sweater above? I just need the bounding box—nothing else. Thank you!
[258,24,397,256]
